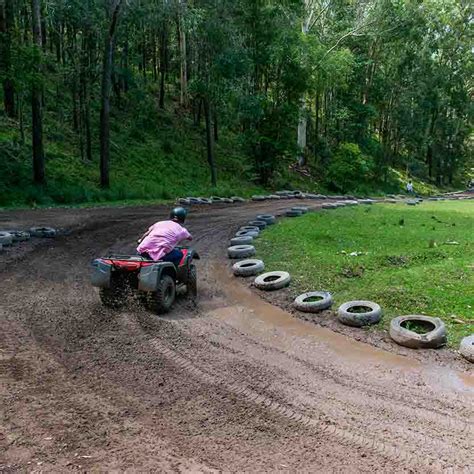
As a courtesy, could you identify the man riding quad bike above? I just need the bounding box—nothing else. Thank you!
[91,207,199,314]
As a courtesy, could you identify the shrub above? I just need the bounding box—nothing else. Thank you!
[326,142,373,192]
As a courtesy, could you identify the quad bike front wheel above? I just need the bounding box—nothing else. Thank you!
[149,275,176,314]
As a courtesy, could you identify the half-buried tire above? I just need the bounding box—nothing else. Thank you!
[248,220,267,230]
[291,206,308,214]
[254,271,291,291]
[29,226,57,238]
[232,259,265,277]
[0,232,13,246]
[239,226,260,233]
[256,214,276,225]
[285,210,302,217]
[230,235,254,246]
[389,315,447,349]
[235,230,259,238]
[4,230,30,242]
[337,300,382,327]
[228,245,256,259]
[294,291,333,313]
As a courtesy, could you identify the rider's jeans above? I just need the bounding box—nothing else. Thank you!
[140,248,183,266]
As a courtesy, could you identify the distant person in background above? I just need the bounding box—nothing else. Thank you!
[406,180,414,194]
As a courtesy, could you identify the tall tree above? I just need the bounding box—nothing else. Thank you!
[0,0,15,117]
[177,0,188,106]
[31,0,45,184]
[99,0,123,188]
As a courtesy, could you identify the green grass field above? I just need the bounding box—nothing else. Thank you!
[256,200,474,346]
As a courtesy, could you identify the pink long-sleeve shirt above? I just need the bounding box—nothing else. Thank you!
[137,220,192,261]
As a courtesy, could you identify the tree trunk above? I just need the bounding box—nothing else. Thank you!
[296,15,310,165]
[159,24,167,109]
[81,30,92,162]
[141,33,147,83]
[31,0,45,184]
[151,33,157,81]
[99,0,122,188]
[40,1,46,49]
[425,110,437,179]
[204,97,217,187]
[177,0,188,106]
[122,38,129,92]
[314,92,320,143]
[195,98,202,125]
[213,108,218,142]
[72,79,79,131]
[19,94,25,144]
[297,98,307,166]
[1,0,16,117]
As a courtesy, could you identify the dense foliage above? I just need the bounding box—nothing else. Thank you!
[0,0,472,205]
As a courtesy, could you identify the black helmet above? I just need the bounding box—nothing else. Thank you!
[170,207,187,224]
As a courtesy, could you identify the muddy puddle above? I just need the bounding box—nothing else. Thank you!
[209,261,473,393]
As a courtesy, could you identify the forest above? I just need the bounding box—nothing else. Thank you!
[0,0,472,206]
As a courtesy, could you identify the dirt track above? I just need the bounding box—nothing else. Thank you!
[0,200,473,472]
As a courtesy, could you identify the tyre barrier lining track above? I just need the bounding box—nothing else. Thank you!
[294,291,333,313]
[232,259,265,277]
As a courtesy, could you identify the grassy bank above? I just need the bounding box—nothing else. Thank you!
[0,100,447,210]
[256,200,474,346]
[0,105,269,208]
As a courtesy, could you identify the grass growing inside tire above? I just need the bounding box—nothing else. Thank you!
[401,320,435,335]
[256,200,474,346]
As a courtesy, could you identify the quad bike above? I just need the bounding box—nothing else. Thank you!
[91,247,199,314]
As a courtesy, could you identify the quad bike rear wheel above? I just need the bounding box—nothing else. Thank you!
[149,275,176,314]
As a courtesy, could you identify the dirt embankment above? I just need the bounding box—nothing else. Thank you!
[0,201,472,472]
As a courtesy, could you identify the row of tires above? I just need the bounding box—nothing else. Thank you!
[178,196,246,205]
[177,191,378,206]
[226,206,474,362]
[0,227,57,251]
[178,192,469,208]
[251,191,364,202]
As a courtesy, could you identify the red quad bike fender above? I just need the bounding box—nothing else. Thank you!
[177,247,200,266]
[176,248,200,283]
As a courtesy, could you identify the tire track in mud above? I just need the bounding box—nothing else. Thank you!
[144,335,446,471]
[151,306,473,470]
[173,307,473,457]
[1,199,473,471]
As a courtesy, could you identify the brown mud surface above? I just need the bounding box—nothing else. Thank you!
[0,200,473,472]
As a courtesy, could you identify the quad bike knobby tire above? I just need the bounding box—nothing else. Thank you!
[149,275,176,314]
